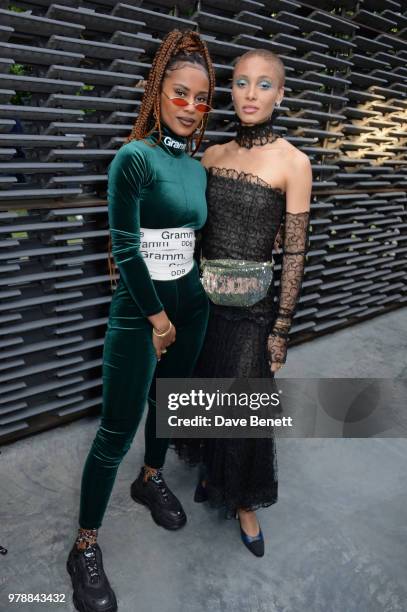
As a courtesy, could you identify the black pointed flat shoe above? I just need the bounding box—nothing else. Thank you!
[194,464,209,503]
[236,512,265,557]
[193,480,208,503]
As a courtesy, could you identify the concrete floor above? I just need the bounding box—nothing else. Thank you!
[1,309,407,612]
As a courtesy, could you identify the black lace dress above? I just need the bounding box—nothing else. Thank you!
[173,165,310,516]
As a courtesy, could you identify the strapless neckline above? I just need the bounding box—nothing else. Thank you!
[207,166,285,197]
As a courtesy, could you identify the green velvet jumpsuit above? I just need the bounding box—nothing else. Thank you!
[79,124,209,529]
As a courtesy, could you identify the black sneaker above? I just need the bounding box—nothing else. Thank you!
[67,543,118,612]
[130,467,187,530]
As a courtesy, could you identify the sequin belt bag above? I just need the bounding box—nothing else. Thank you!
[200,258,274,307]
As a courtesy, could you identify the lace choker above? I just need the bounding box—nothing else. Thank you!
[235,116,279,149]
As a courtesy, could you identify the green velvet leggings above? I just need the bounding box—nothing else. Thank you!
[79,263,209,529]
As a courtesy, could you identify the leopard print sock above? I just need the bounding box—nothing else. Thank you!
[143,465,159,482]
[75,527,98,551]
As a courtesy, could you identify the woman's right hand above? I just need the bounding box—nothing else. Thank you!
[152,322,176,361]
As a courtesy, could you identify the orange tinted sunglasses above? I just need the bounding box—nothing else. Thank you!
[162,90,212,113]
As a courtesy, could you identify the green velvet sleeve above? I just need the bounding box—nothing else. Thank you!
[107,143,164,317]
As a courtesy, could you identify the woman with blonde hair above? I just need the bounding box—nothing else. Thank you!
[66,29,215,612]
[175,48,312,558]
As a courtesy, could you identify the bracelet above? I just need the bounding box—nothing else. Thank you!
[153,321,172,338]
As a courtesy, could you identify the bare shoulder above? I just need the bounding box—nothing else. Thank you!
[277,137,310,166]
[281,139,312,211]
[201,142,229,168]
[201,143,221,168]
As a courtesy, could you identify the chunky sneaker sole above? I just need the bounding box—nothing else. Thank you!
[130,482,187,530]
[66,546,118,612]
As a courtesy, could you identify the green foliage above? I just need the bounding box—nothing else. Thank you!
[75,85,97,113]
[11,91,32,105]
[8,4,26,12]
[9,63,31,104]
[9,63,26,76]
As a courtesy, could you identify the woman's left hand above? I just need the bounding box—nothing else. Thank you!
[269,360,284,374]
[267,333,287,373]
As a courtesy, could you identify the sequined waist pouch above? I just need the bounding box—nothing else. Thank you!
[200,258,274,307]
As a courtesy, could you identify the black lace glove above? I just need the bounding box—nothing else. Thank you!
[268,211,310,365]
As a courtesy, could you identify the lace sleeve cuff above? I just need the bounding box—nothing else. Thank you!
[268,211,310,364]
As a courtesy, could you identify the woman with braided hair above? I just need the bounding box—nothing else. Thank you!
[66,29,215,612]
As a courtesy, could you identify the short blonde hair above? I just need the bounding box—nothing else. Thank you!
[234,49,285,88]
